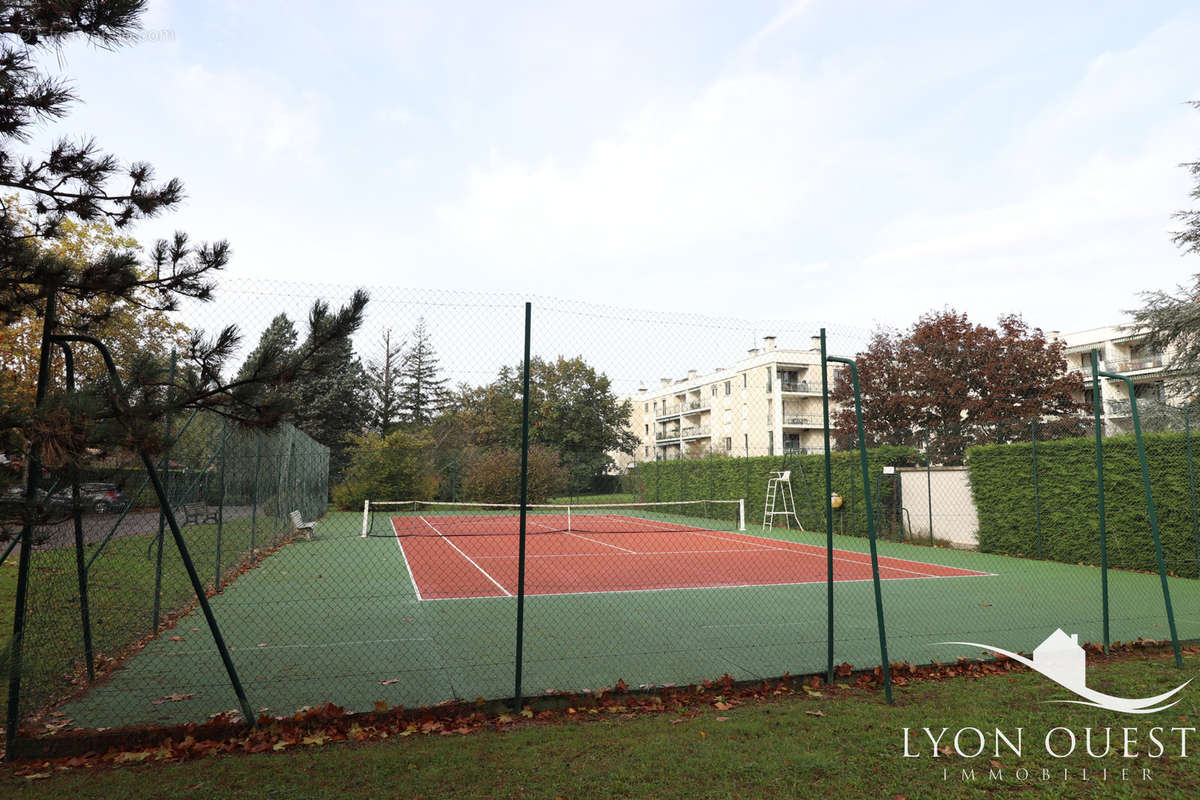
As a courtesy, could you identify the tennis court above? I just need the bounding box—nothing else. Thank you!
[45,505,1200,732]
[381,503,992,600]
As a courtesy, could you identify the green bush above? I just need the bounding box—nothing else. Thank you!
[629,445,917,538]
[332,429,437,510]
[967,432,1200,577]
[461,445,566,504]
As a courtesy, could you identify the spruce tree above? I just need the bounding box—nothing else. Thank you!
[398,318,448,426]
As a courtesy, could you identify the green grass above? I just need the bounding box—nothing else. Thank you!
[7,649,1200,798]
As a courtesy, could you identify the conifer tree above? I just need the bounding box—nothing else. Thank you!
[398,318,448,426]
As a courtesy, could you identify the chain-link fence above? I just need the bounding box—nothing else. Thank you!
[3,279,1198,755]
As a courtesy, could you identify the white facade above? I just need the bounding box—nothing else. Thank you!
[1058,324,1172,433]
[613,336,835,469]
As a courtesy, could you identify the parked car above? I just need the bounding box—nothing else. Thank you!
[77,483,127,514]
[1,485,73,523]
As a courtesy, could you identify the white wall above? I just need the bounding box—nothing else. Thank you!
[897,466,979,548]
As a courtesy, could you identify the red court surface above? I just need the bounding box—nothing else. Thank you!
[387,514,993,601]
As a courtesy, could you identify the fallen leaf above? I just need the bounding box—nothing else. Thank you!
[373,701,388,713]
[805,710,825,717]
[168,636,183,642]
[379,679,400,685]
[714,716,729,722]
[699,731,707,739]
[714,701,733,711]
[520,709,534,718]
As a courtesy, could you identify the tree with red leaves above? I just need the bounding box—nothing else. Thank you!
[831,310,1085,464]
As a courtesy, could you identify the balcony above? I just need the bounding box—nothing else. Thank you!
[656,399,710,419]
[655,429,681,441]
[783,445,816,455]
[1108,354,1164,374]
[780,379,818,393]
[680,425,711,440]
[781,415,821,427]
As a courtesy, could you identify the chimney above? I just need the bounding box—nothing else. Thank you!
[747,348,760,356]
[660,378,672,387]
[687,369,698,380]
[810,336,821,351]
[763,336,777,351]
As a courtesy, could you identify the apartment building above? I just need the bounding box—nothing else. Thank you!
[1059,324,1172,433]
[615,336,832,468]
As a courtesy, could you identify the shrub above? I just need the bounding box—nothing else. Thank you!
[331,429,437,510]
[461,445,566,504]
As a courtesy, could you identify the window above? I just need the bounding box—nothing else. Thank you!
[725,381,731,395]
[724,437,732,452]
[766,367,772,392]
[644,424,649,435]
[653,401,658,413]
[644,445,650,457]
[742,374,747,388]
[768,431,774,456]
[744,434,749,454]
[644,403,648,412]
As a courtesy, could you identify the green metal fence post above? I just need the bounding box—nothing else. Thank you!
[926,433,933,546]
[1032,418,1043,559]
[1099,367,1182,668]
[215,419,228,589]
[6,287,57,756]
[513,301,532,710]
[250,432,261,554]
[820,329,834,685]
[827,355,892,703]
[1186,406,1200,580]
[1090,350,1109,653]
[152,349,177,633]
[59,343,96,682]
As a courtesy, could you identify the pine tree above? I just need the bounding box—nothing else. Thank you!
[398,318,448,426]
[290,305,370,479]
[0,4,368,522]
[366,328,405,433]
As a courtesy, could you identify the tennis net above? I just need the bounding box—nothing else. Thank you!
[361,499,746,538]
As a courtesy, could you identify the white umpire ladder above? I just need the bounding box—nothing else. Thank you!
[763,470,803,531]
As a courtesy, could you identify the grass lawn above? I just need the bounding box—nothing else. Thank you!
[4,648,1200,799]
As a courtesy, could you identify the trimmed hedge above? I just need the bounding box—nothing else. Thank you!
[968,432,1200,578]
[629,445,917,538]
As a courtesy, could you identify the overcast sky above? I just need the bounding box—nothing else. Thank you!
[25,1,1200,387]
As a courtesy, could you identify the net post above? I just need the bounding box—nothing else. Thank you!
[567,503,572,533]
[361,500,370,538]
[738,498,745,531]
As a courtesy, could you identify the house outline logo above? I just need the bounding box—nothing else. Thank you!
[942,629,1191,714]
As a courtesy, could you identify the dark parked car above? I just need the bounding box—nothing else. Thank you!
[1,485,73,524]
[77,483,128,514]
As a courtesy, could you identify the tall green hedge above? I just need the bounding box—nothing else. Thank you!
[629,445,917,538]
[967,432,1200,578]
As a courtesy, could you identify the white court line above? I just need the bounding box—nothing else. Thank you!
[420,516,512,597]
[526,516,639,553]
[390,518,423,601]
[473,548,762,559]
[620,521,973,580]
[419,571,997,601]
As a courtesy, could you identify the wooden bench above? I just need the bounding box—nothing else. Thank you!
[180,503,218,526]
[289,510,316,541]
